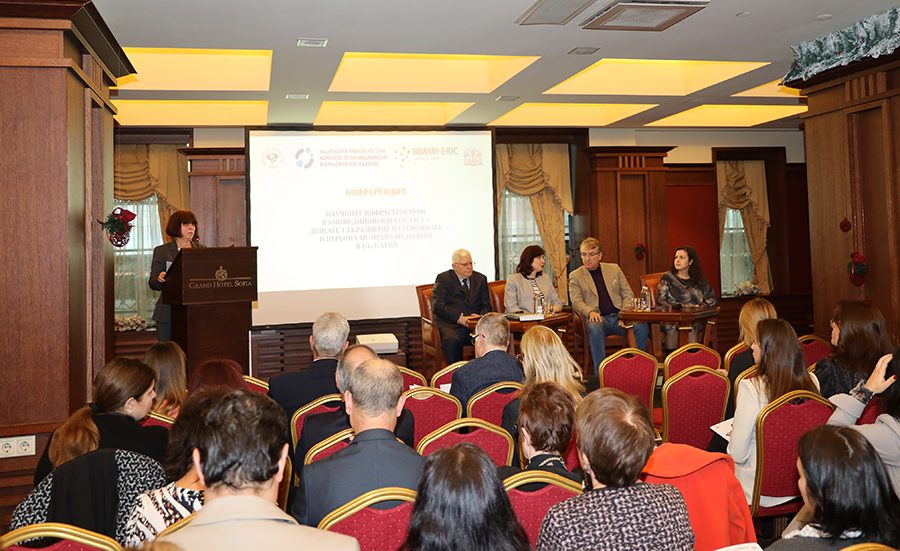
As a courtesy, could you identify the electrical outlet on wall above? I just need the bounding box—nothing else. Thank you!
[0,436,36,458]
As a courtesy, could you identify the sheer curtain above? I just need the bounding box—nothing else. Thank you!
[113,197,163,321]
[498,191,546,279]
[719,208,754,296]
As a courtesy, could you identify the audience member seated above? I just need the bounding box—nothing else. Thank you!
[34,357,168,484]
[815,300,893,398]
[537,388,694,550]
[642,443,755,551]
[296,344,414,466]
[568,236,649,373]
[293,359,425,528]
[450,313,524,411]
[500,325,584,456]
[767,426,900,550]
[498,383,581,488]
[186,358,245,393]
[123,389,224,547]
[828,350,900,496]
[403,443,530,551]
[268,312,350,421]
[144,341,187,418]
[158,389,358,550]
[504,245,562,314]
[729,319,820,506]
[657,246,718,348]
[432,248,492,365]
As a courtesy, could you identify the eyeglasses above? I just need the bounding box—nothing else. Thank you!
[454,261,474,267]
[580,251,600,258]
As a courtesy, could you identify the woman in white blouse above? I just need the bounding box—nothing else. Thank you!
[504,245,562,314]
[728,318,820,507]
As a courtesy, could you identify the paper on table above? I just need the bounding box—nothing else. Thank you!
[440,383,452,393]
[711,418,733,442]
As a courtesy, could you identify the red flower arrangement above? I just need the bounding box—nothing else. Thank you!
[98,207,137,247]
[634,242,647,261]
[847,251,867,287]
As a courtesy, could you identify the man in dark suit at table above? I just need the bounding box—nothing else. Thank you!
[292,359,425,528]
[432,248,492,365]
[268,312,350,424]
[450,312,524,411]
[569,237,649,374]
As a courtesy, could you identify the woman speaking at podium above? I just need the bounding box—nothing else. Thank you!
[148,210,204,341]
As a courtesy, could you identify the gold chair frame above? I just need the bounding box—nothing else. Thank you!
[397,366,427,388]
[402,386,462,418]
[733,365,758,403]
[155,512,197,539]
[502,470,583,494]
[429,361,467,388]
[661,366,729,443]
[416,418,515,466]
[242,374,269,390]
[0,522,122,551]
[145,411,175,425]
[465,381,524,419]
[290,393,343,452]
[664,342,722,379]
[598,347,659,410]
[304,428,354,465]
[723,342,750,375]
[318,487,417,531]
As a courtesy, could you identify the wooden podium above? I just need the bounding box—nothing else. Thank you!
[162,247,258,375]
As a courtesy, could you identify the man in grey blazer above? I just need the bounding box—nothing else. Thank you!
[569,237,649,374]
[293,359,425,528]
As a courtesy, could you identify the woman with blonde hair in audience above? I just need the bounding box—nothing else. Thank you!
[815,300,893,398]
[144,341,187,418]
[729,318,820,506]
[33,358,168,484]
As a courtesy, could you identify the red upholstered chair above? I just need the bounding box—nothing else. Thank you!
[598,348,658,410]
[304,428,354,465]
[397,366,427,390]
[733,365,758,403]
[664,343,721,379]
[277,456,293,512]
[858,396,881,425]
[723,342,750,374]
[290,394,343,456]
[0,522,122,551]
[661,367,729,449]
[488,280,506,313]
[571,313,627,379]
[639,272,666,309]
[429,361,466,391]
[503,471,582,548]
[402,387,462,447]
[752,390,835,516]
[243,375,269,394]
[798,334,831,369]
[417,418,514,467]
[318,487,417,551]
[563,431,580,471]
[139,411,174,429]
[466,381,523,425]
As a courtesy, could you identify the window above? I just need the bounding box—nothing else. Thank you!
[497,190,568,279]
[719,208,754,296]
[114,196,163,322]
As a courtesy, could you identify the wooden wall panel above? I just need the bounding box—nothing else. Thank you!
[217,178,247,246]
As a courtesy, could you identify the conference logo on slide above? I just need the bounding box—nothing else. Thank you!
[464,148,483,166]
[295,147,315,169]
[261,148,283,168]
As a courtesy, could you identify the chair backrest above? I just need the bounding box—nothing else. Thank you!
[503,471,582,549]
[661,367,729,448]
[733,365,758,403]
[598,348,659,410]
[397,366,427,390]
[0,523,122,551]
[664,343,721,379]
[290,394,343,453]
[858,397,881,425]
[243,375,269,394]
[466,381,523,425]
[139,411,174,429]
[318,487,417,551]
[640,272,666,308]
[724,342,750,374]
[277,456,292,512]
[416,418,514,466]
[304,428,354,465]
[402,387,462,446]
[798,334,831,368]
[488,280,506,312]
[752,390,835,514]
[416,284,441,366]
[839,544,897,551]
[415,283,435,322]
[430,361,466,390]
[563,430,580,471]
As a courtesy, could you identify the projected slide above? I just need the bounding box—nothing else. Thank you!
[248,130,496,325]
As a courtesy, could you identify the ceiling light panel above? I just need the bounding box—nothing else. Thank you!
[329,52,539,94]
[314,101,475,126]
[582,1,708,31]
[545,58,768,96]
[517,0,599,25]
[645,104,807,127]
[116,48,272,91]
[112,100,269,126]
[489,102,657,126]
[732,79,802,98]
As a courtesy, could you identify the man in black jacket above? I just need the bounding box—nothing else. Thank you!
[432,248,492,364]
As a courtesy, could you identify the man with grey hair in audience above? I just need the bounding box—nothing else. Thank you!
[292,359,425,528]
[450,312,523,411]
[432,248,492,364]
[268,312,350,428]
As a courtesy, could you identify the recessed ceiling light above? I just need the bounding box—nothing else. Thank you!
[297,38,328,48]
[735,11,750,17]
[568,47,600,55]
[496,95,520,102]
[815,13,833,21]
[285,93,310,100]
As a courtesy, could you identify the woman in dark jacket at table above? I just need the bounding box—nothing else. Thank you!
[148,210,203,341]
[657,246,718,348]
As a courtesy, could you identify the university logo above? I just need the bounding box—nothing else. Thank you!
[295,147,315,168]
[261,148,282,168]
[464,148,483,166]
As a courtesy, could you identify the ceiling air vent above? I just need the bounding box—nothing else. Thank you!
[582,0,709,31]
[517,0,600,25]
